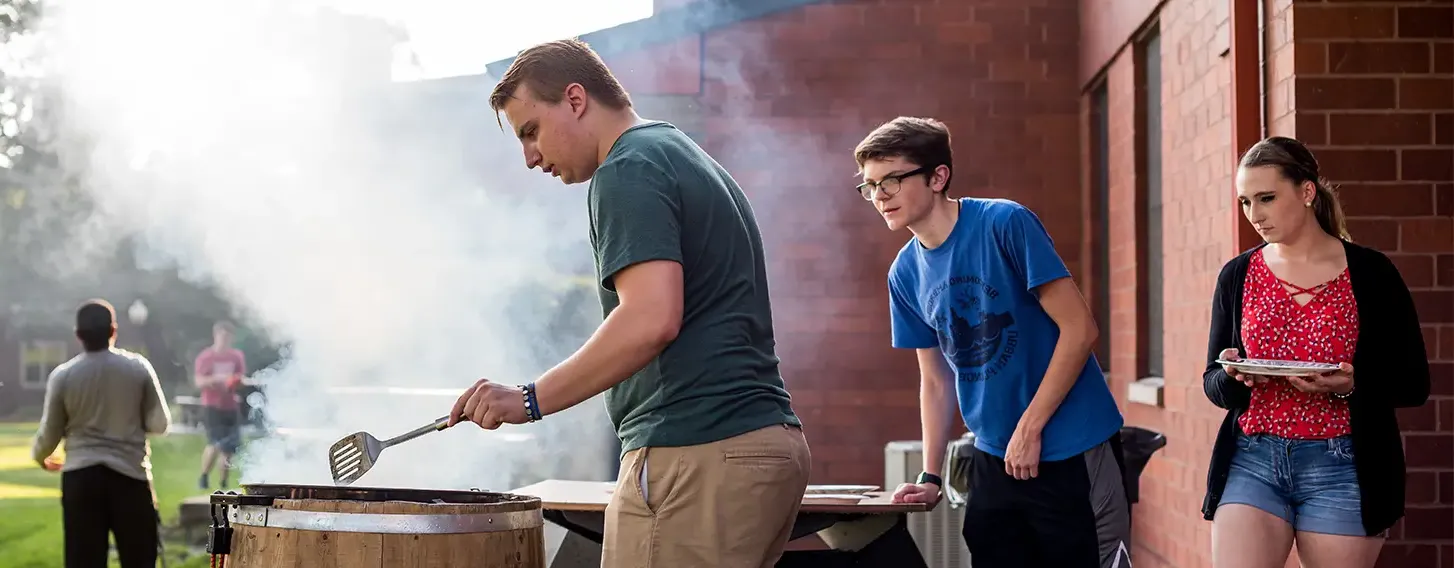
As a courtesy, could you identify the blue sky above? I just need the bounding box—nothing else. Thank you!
[326,0,656,81]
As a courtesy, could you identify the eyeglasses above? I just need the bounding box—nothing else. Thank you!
[855,166,932,201]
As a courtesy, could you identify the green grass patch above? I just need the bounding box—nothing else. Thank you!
[0,422,236,568]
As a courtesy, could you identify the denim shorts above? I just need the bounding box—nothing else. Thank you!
[1218,433,1365,536]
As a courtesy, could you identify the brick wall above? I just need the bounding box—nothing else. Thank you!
[1094,0,1238,565]
[1280,1,1454,564]
[609,0,1084,484]
[1091,0,1453,566]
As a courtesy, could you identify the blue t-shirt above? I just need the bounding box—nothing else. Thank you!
[888,198,1123,462]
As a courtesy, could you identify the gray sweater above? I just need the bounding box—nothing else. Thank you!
[31,348,172,482]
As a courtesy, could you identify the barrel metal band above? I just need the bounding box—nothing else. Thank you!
[228,505,542,534]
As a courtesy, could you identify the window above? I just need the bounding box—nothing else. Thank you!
[20,340,69,389]
[1089,82,1112,372]
[1139,28,1165,378]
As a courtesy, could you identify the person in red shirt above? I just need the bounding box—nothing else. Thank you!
[194,321,246,489]
[1202,136,1430,568]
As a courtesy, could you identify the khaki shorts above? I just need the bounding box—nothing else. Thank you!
[602,423,812,568]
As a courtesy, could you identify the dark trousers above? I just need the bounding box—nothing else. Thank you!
[61,465,159,568]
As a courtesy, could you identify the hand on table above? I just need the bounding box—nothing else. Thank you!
[891,482,941,508]
[448,379,527,430]
[1219,348,1273,388]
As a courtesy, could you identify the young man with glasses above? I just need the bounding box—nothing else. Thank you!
[856,117,1131,568]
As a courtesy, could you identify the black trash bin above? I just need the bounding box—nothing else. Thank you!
[1118,426,1167,505]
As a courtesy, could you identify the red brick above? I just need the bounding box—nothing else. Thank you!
[1339,184,1436,217]
[1315,149,1399,181]
[1296,41,1328,74]
[1401,402,1440,432]
[1406,506,1454,541]
[1440,254,1454,288]
[1433,363,1454,396]
[1399,6,1454,39]
[1401,403,1436,432]
[1297,78,1398,109]
[1442,470,1454,504]
[1439,42,1454,74]
[1437,114,1454,145]
[1411,470,1441,504]
[1441,398,1454,432]
[1407,434,1454,468]
[1402,218,1454,254]
[1294,5,1396,39]
[1401,78,1454,110]
[1439,185,1454,218]
[1327,42,1432,74]
[1328,113,1433,145]
[1403,149,1454,182]
[1414,291,1454,323]
[1390,254,1438,288]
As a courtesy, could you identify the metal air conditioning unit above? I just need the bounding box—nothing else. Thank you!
[885,440,971,568]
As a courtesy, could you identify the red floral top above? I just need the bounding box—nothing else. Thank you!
[1237,249,1358,439]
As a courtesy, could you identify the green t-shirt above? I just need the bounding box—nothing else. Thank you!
[588,121,801,455]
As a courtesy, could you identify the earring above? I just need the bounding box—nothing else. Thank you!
[1305,202,1312,208]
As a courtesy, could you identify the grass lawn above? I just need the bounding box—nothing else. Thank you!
[0,421,230,568]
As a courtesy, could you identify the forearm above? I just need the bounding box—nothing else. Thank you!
[920,373,958,477]
[1018,325,1096,433]
[31,413,62,465]
[534,305,675,417]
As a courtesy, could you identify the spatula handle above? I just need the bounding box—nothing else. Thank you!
[382,415,452,447]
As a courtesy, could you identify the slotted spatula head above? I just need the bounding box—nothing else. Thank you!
[329,431,383,485]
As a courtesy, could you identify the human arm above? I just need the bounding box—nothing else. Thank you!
[193,352,221,389]
[449,157,685,428]
[140,357,172,435]
[31,370,66,469]
[996,203,1096,478]
[1203,259,1252,410]
[532,260,682,415]
[886,269,952,504]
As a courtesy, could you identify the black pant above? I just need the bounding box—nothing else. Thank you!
[61,465,159,568]
[960,436,1129,568]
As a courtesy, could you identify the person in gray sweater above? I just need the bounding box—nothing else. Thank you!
[31,299,171,568]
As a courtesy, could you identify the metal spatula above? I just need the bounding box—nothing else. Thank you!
[328,415,451,485]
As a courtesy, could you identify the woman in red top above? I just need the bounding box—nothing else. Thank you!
[1202,136,1430,568]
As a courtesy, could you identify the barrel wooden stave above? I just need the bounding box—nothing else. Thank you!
[229,496,546,568]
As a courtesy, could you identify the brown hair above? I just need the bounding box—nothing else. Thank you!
[488,39,632,120]
[853,117,955,197]
[1238,136,1350,241]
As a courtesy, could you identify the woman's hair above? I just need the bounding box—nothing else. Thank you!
[1238,136,1350,241]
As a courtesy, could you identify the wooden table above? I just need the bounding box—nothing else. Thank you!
[511,480,930,568]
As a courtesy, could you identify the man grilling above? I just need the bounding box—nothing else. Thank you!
[195,320,247,489]
[446,38,811,568]
[32,299,171,568]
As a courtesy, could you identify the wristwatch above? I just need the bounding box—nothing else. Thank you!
[916,471,943,487]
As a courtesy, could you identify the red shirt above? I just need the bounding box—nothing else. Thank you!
[195,347,246,410]
[1237,250,1357,439]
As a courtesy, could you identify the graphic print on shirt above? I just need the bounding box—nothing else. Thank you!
[925,274,1019,381]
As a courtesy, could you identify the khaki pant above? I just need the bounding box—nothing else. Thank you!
[601,423,812,568]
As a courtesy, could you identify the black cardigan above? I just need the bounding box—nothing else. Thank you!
[1200,241,1432,536]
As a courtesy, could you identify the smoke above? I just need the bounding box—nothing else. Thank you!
[28,0,617,490]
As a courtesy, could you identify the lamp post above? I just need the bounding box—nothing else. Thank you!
[127,299,149,326]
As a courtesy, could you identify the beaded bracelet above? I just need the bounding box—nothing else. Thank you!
[521,383,543,422]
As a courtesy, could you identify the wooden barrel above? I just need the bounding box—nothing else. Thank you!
[222,486,546,568]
